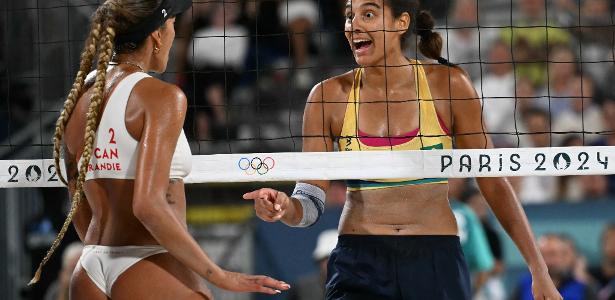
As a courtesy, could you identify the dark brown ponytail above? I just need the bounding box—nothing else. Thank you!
[385,0,451,65]
[413,10,443,61]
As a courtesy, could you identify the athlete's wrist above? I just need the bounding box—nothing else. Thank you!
[281,196,302,226]
[204,265,226,284]
[528,255,549,277]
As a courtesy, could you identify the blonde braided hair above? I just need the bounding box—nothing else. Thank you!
[52,21,102,186]
[29,4,117,284]
[31,0,162,284]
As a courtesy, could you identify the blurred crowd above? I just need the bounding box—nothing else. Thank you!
[447,177,615,300]
[167,0,615,203]
[2,1,614,203]
[172,0,615,204]
[1,1,615,300]
[447,0,615,205]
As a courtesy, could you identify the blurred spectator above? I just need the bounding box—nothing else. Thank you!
[555,0,613,45]
[184,1,248,140]
[451,188,496,298]
[519,108,558,203]
[279,0,320,89]
[420,0,452,20]
[535,46,580,117]
[552,76,603,145]
[188,2,249,71]
[174,1,213,85]
[440,0,490,80]
[577,0,613,46]
[561,235,596,288]
[476,39,527,147]
[243,0,286,69]
[516,78,539,115]
[554,0,614,91]
[43,242,83,300]
[464,189,506,300]
[592,223,615,300]
[523,108,551,148]
[602,53,615,101]
[501,0,571,86]
[511,234,597,300]
[288,229,338,300]
[578,175,610,201]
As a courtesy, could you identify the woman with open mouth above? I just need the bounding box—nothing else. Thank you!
[244,0,562,299]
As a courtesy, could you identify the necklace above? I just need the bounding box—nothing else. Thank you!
[113,61,145,72]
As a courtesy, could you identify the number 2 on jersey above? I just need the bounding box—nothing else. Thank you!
[109,128,117,144]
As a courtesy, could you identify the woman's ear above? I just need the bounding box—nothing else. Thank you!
[150,28,163,53]
[397,12,411,36]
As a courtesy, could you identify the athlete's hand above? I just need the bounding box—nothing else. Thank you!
[243,188,290,222]
[212,270,291,294]
[531,271,563,300]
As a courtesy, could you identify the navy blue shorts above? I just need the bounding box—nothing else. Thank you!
[325,235,471,300]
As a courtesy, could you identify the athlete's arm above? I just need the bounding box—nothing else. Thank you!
[446,67,562,300]
[132,80,289,294]
[244,79,339,226]
[63,146,91,242]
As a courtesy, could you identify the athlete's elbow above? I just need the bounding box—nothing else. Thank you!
[132,194,166,225]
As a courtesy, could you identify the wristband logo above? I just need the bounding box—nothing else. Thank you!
[238,157,275,175]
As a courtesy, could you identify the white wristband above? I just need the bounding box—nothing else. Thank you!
[290,182,326,227]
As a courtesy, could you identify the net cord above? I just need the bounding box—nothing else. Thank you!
[1,146,614,188]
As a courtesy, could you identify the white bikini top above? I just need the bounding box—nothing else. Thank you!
[80,71,192,181]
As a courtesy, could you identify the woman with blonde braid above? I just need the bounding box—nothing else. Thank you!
[30,0,290,299]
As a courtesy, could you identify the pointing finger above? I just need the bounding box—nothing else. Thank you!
[243,190,261,200]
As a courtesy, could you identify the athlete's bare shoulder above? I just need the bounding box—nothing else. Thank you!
[307,69,356,104]
[133,76,187,113]
[422,61,475,99]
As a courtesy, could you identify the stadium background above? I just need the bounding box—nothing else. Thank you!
[0,0,614,299]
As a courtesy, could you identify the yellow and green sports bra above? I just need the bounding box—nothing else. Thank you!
[338,59,453,191]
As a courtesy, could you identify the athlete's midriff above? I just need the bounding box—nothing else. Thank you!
[82,178,186,246]
[338,183,458,236]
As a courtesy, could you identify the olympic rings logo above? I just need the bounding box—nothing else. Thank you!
[238,157,275,175]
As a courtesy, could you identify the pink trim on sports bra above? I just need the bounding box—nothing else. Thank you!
[356,112,450,147]
[357,128,419,147]
[437,114,451,135]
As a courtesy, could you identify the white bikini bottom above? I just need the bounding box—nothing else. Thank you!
[78,245,168,296]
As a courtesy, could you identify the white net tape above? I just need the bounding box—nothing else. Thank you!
[1,146,613,188]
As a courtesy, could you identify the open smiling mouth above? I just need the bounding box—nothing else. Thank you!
[353,39,373,51]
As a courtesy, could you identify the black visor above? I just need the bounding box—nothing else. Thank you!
[115,0,192,44]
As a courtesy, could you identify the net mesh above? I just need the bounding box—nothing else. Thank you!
[1,0,614,182]
[2,0,614,155]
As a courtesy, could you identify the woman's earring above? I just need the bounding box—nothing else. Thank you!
[154,46,160,54]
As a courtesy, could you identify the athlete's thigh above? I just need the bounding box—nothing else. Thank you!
[111,253,212,300]
[70,265,110,300]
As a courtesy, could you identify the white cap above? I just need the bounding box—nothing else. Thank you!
[312,229,338,261]
[279,1,319,26]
